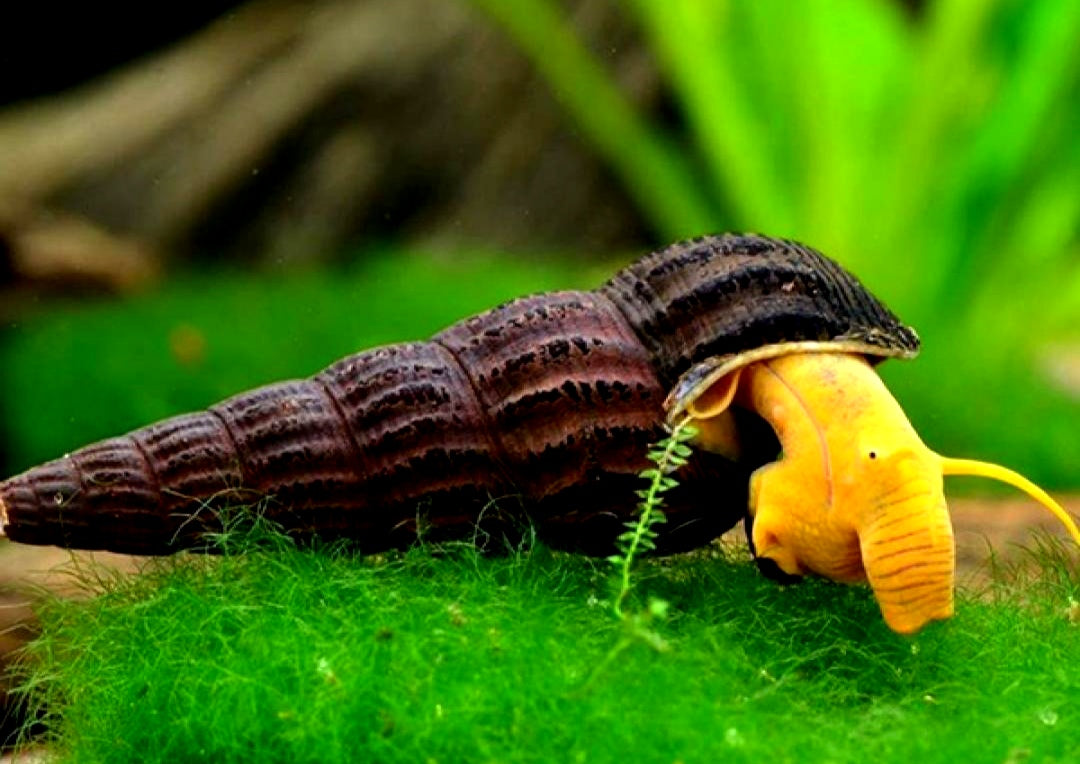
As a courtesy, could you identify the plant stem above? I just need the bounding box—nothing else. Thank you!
[613,418,694,620]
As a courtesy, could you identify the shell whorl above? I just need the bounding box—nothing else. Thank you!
[602,234,919,386]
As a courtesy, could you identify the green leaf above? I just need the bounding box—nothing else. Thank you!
[469,0,717,239]
[627,0,794,230]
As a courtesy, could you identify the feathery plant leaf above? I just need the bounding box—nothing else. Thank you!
[610,419,697,621]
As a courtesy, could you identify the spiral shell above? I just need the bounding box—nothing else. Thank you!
[0,234,917,555]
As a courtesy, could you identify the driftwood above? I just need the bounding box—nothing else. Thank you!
[0,0,656,290]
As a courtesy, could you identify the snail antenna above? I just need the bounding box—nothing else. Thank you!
[938,456,1080,546]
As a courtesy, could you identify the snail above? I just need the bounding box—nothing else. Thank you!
[0,233,1075,634]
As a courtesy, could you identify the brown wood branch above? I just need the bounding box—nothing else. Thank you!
[0,201,158,296]
[139,0,474,245]
[0,0,306,203]
[0,0,652,265]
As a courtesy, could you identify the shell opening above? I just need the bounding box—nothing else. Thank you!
[664,340,918,423]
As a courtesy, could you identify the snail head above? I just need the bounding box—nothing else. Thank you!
[671,351,1079,635]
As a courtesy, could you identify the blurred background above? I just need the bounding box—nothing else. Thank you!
[0,0,1077,488]
[0,0,1077,747]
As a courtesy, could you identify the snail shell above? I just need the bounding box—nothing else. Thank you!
[0,234,917,556]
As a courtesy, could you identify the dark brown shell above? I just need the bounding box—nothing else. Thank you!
[0,234,918,556]
[602,234,918,387]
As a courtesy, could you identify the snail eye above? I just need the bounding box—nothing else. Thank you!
[868,451,878,460]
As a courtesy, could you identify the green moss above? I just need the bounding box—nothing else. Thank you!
[13,530,1079,763]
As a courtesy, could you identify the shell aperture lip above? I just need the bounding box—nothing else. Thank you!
[664,339,918,424]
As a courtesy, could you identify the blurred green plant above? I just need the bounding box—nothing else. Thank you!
[470,0,1080,486]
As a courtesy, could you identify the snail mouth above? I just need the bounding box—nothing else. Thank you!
[753,553,803,584]
[860,489,955,634]
[875,580,955,635]
[792,534,868,585]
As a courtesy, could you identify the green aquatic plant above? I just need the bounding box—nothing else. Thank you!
[609,419,696,620]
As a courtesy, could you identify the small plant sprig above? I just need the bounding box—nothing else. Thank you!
[609,418,697,620]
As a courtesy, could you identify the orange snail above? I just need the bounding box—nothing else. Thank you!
[1,234,1075,634]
